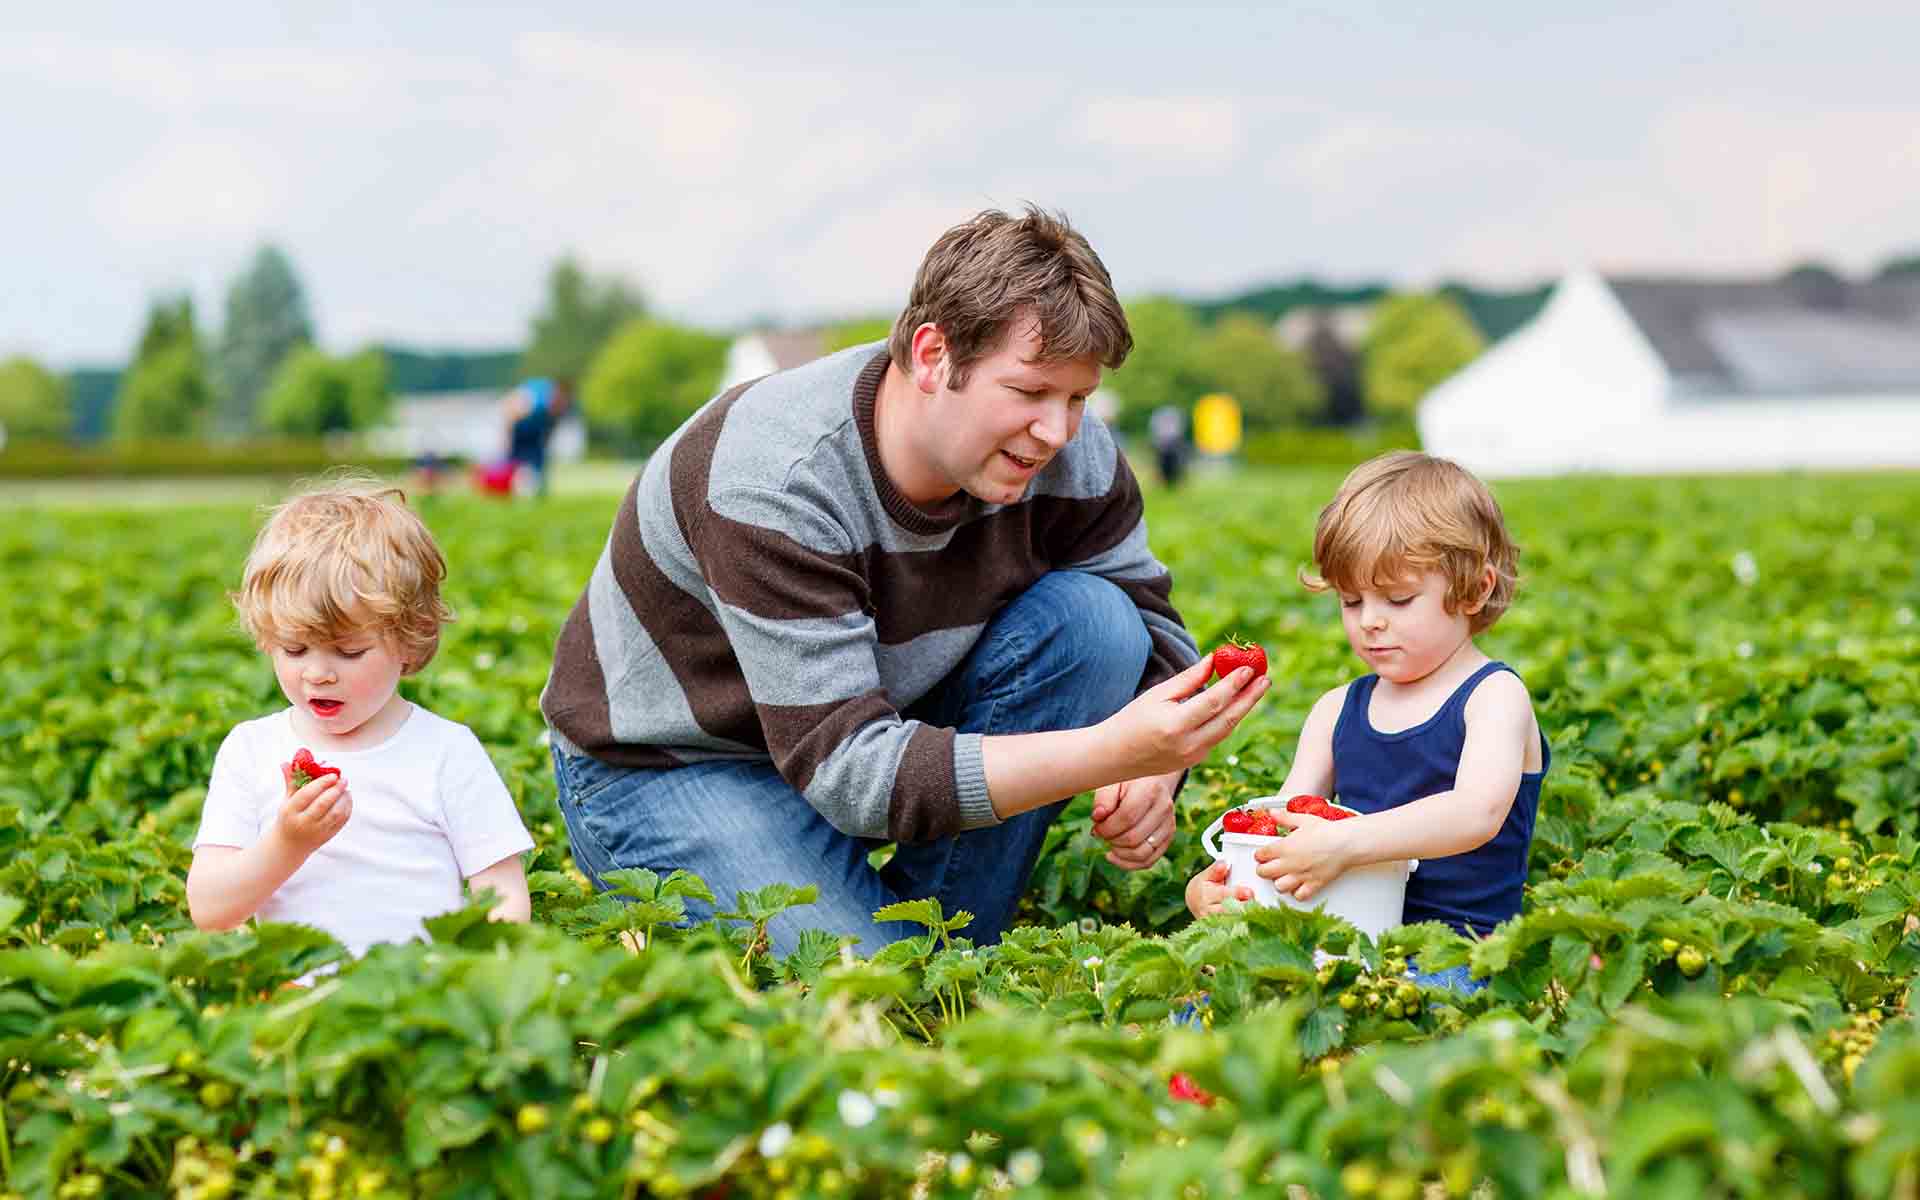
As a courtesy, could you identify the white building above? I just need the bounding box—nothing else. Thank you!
[371,388,585,464]
[1418,269,1920,476]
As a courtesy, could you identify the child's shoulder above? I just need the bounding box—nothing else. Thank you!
[1462,663,1537,726]
[219,707,293,749]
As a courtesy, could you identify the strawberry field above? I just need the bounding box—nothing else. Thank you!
[4,468,1919,1199]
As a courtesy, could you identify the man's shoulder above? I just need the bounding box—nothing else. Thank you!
[708,344,883,488]
[1027,411,1125,504]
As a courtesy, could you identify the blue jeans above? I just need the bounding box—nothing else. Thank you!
[554,571,1154,957]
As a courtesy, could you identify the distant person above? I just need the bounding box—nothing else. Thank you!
[187,480,534,962]
[541,206,1269,956]
[501,377,573,497]
[1149,404,1189,487]
[1185,451,1549,994]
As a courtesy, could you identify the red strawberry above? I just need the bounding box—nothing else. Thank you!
[1221,808,1254,834]
[1209,636,1268,680]
[1167,1072,1216,1107]
[1245,809,1280,837]
[1320,802,1359,822]
[1285,794,1328,816]
[289,748,341,790]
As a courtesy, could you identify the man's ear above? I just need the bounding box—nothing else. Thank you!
[908,323,948,395]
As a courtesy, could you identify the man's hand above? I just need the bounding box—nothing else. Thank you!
[1091,769,1183,869]
[1185,860,1253,917]
[1252,807,1358,902]
[1099,657,1270,781]
[274,763,352,854]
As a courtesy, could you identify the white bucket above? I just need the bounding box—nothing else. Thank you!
[1201,796,1415,940]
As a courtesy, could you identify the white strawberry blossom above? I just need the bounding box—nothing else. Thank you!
[1731,551,1758,586]
[837,1089,877,1128]
[1009,1148,1044,1185]
[758,1122,793,1158]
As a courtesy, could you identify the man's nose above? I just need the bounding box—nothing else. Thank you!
[1029,400,1071,448]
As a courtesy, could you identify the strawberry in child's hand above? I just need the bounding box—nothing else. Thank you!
[1167,1072,1217,1107]
[1209,636,1268,681]
[288,748,341,790]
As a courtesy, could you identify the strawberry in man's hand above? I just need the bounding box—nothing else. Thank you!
[288,748,341,790]
[1209,635,1268,681]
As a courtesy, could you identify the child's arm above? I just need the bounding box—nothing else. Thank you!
[1272,684,1343,801]
[1185,860,1253,918]
[187,772,351,929]
[1257,673,1535,900]
[468,854,531,923]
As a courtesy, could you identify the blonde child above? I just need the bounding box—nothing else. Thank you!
[187,480,533,957]
[1185,452,1548,992]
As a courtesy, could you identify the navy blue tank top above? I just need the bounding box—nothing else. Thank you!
[1331,661,1548,938]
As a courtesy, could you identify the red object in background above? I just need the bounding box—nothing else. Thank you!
[1167,1072,1217,1106]
[473,460,519,495]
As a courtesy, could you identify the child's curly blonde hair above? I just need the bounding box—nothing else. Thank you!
[233,477,453,674]
[1302,451,1519,633]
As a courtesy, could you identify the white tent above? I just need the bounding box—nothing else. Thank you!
[1419,269,1920,477]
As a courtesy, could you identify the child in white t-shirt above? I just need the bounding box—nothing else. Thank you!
[187,480,533,957]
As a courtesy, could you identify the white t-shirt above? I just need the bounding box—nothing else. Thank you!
[194,705,535,957]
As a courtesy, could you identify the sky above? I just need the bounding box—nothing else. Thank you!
[5,2,1918,367]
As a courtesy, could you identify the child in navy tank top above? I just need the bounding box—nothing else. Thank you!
[1186,452,1548,989]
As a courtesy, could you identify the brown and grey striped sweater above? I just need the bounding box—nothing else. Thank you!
[540,344,1200,843]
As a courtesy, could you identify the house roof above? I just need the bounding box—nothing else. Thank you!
[754,330,828,373]
[1609,275,1920,394]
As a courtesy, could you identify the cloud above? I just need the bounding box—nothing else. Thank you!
[1073,96,1244,169]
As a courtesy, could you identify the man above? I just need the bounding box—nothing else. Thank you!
[541,207,1268,954]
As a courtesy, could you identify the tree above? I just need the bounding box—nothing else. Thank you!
[1360,293,1485,419]
[823,316,896,354]
[0,357,72,442]
[581,319,728,450]
[216,244,314,435]
[1199,315,1324,431]
[1874,253,1920,280]
[1109,297,1213,432]
[259,348,390,435]
[114,295,213,438]
[523,257,647,383]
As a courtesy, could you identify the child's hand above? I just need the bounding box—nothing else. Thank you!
[1253,809,1358,902]
[1185,860,1252,918]
[274,762,352,854]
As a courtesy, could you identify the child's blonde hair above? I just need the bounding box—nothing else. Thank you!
[234,477,453,674]
[1302,451,1518,633]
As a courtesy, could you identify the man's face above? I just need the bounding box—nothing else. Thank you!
[924,318,1101,506]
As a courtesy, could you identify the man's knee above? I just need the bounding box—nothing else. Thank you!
[1018,571,1152,686]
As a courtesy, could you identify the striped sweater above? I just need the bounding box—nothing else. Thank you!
[540,344,1200,842]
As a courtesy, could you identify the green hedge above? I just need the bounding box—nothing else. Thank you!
[0,437,421,479]
[1239,421,1420,469]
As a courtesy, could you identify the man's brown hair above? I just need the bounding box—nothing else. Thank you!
[1302,451,1520,633]
[889,205,1132,389]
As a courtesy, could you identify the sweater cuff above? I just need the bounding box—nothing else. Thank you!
[952,732,997,829]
